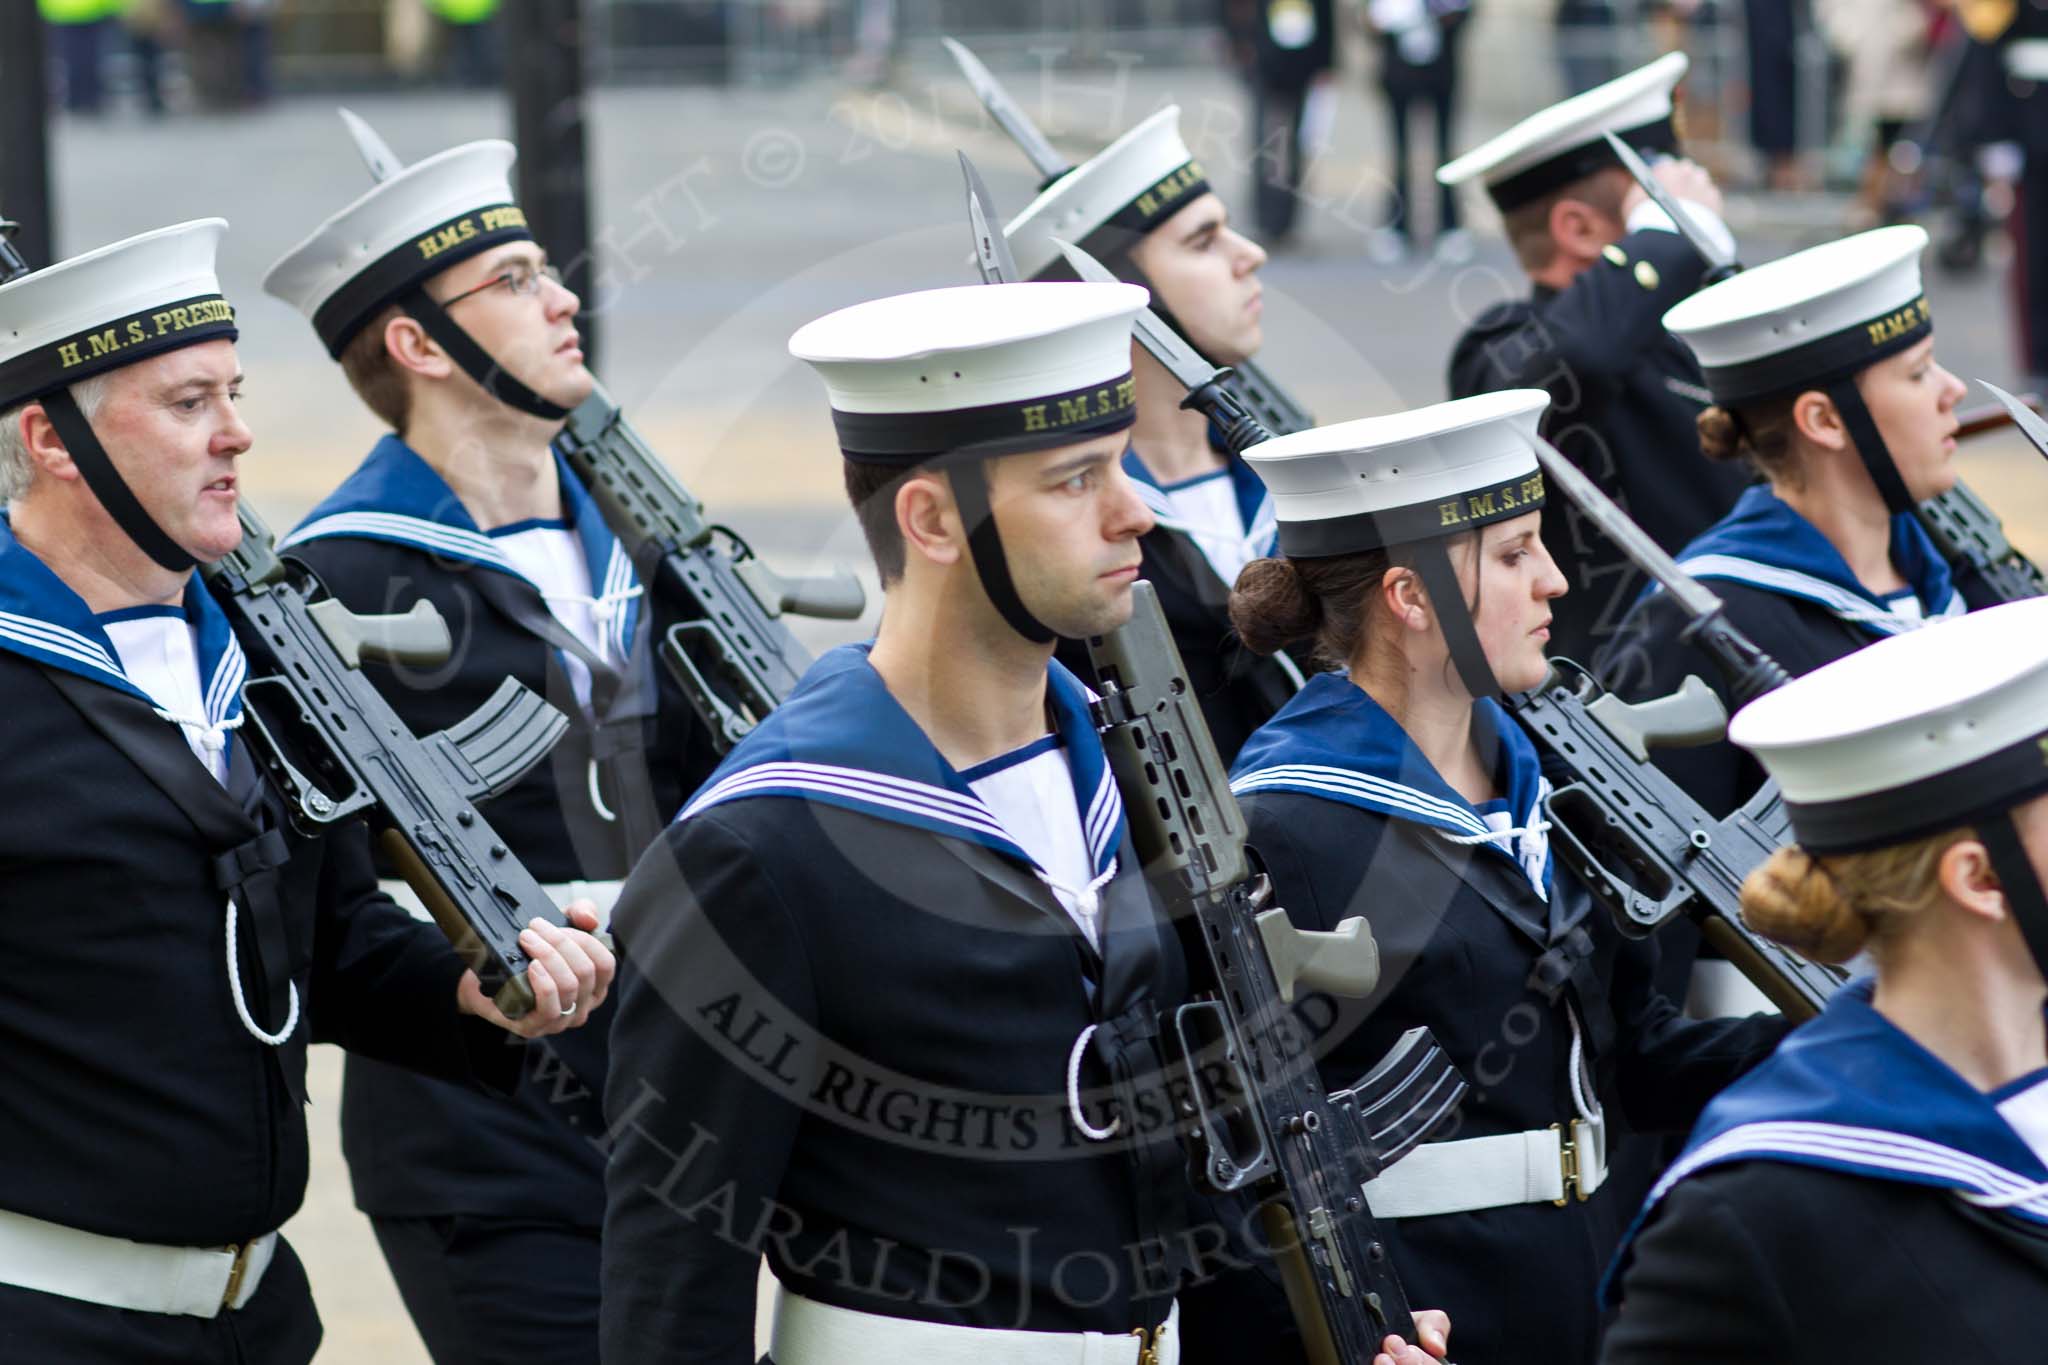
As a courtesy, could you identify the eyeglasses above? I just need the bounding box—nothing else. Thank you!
[440,262,563,308]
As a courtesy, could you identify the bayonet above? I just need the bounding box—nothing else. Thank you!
[959,152,1019,284]
[1979,380,2048,465]
[940,36,1067,180]
[1601,130,1738,283]
[340,107,405,183]
[1525,432,1787,705]
[1056,238,1276,456]
[946,35,1317,436]
[328,113,867,747]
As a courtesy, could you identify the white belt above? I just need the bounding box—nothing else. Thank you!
[771,1288,1180,1365]
[379,877,624,945]
[1362,1116,1608,1219]
[0,1208,275,1318]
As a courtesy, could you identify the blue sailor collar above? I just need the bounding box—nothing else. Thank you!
[0,514,246,732]
[282,434,641,658]
[1229,672,1553,899]
[1670,484,1962,638]
[1121,443,1279,562]
[678,643,1125,879]
[1605,978,2048,1305]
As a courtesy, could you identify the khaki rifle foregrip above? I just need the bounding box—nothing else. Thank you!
[379,830,537,1020]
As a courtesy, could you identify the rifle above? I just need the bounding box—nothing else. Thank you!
[995,182,1463,1360]
[206,504,576,1018]
[553,386,865,752]
[1088,584,1466,1363]
[332,109,867,756]
[1605,133,2046,604]
[942,37,1317,439]
[2,210,575,1019]
[1517,436,1846,1020]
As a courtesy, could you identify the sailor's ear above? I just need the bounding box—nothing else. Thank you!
[1788,387,1847,452]
[381,312,454,382]
[17,402,78,483]
[897,468,964,570]
[1383,564,1430,633]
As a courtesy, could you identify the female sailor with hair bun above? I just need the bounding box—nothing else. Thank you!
[1597,225,1981,821]
[1206,390,1784,1365]
[1602,597,2048,1364]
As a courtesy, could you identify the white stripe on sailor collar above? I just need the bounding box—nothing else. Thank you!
[0,588,246,730]
[683,758,1126,881]
[282,509,515,572]
[1676,554,1964,637]
[1649,1118,2048,1224]
[1231,761,1553,898]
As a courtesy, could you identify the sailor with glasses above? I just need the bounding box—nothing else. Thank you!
[264,128,721,1365]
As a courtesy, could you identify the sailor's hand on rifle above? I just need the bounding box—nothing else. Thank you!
[1375,1309,1452,1365]
[458,903,616,1036]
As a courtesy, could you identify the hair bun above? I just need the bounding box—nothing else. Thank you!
[1740,846,1869,964]
[1229,557,1321,657]
[1697,405,1745,464]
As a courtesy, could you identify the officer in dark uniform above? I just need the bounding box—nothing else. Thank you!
[1221,390,1784,1365]
[0,220,610,1365]
[1604,597,2048,1364]
[1441,53,1753,666]
[1003,107,1303,763]
[263,128,719,1364]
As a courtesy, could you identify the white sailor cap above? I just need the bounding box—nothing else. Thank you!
[1244,389,1549,558]
[789,281,1148,467]
[1437,52,1688,212]
[1730,597,2048,853]
[0,219,238,411]
[264,140,532,357]
[1663,225,1931,407]
[1003,107,1210,281]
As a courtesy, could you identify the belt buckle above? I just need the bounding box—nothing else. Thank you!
[1131,1321,1166,1365]
[1550,1122,1583,1206]
[220,1238,259,1311]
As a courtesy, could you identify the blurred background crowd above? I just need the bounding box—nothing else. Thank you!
[27,1,2028,269]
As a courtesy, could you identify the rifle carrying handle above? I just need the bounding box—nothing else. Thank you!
[1542,783,1692,936]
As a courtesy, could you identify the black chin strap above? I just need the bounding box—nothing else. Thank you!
[950,461,1055,645]
[42,388,196,573]
[1824,377,1917,516]
[399,288,571,421]
[1976,815,2048,984]
[1412,540,1500,702]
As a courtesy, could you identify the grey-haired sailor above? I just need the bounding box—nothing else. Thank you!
[1602,598,2048,1365]
[0,222,610,1365]
[263,128,719,1364]
[1216,391,1785,1365]
[1596,226,1981,823]
[1443,53,1752,666]
[598,281,1449,1365]
[1005,106,1299,763]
